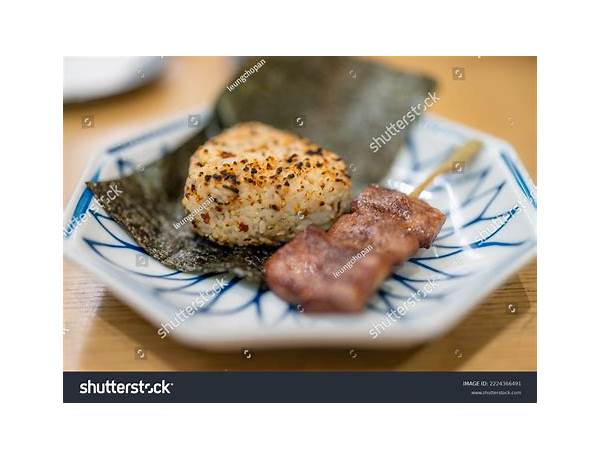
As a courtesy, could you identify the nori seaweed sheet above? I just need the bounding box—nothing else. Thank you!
[86,57,435,281]
[218,57,435,192]
[86,128,275,282]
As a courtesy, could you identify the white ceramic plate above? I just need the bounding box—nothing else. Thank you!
[63,111,537,349]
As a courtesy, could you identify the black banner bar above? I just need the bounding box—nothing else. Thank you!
[64,371,536,403]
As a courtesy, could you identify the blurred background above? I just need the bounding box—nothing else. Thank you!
[63,56,536,371]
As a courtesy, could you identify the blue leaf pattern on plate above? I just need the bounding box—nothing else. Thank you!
[64,114,537,345]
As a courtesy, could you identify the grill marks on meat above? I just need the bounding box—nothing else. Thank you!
[352,184,445,248]
[264,226,391,312]
[329,212,420,263]
[265,185,446,313]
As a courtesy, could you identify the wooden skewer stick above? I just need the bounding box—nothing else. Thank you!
[410,139,483,198]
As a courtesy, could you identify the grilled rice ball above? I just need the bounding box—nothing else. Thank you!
[182,122,352,246]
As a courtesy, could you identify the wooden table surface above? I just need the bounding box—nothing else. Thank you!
[63,56,536,371]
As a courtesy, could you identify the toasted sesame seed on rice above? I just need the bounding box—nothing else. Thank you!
[182,122,352,246]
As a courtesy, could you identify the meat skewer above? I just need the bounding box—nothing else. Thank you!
[409,139,482,197]
[265,140,482,313]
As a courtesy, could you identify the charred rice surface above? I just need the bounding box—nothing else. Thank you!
[182,122,351,246]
